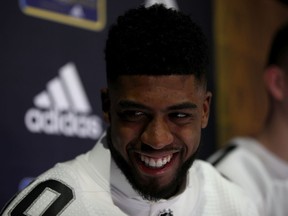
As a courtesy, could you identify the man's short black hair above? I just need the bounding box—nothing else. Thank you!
[267,22,288,70]
[105,4,208,85]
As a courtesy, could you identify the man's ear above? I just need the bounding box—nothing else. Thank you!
[264,66,285,101]
[201,91,212,129]
[100,88,110,123]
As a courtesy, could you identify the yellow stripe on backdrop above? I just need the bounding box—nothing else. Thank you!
[21,0,106,31]
[214,0,288,147]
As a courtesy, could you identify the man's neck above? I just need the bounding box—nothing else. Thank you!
[256,114,288,162]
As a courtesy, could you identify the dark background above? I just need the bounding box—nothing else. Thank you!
[0,0,214,209]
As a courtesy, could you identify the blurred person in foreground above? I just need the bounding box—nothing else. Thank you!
[208,23,288,216]
[1,4,258,216]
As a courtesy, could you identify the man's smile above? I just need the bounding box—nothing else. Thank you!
[131,150,181,176]
[140,154,172,168]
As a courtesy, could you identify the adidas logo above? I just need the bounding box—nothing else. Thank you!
[24,62,103,140]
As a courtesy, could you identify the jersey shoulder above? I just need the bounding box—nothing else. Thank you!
[1,159,126,216]
[193,160,259,216]
[207,138,270,212]
[207,137,267,179]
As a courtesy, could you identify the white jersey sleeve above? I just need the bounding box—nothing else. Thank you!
[1,162,127,216]
[208,137,288,216]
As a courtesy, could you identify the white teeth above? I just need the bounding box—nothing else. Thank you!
[140,154,172,168]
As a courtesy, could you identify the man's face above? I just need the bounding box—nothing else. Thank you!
[102,75,211,200]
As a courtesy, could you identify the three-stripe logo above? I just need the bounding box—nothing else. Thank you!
[24,62,103,140]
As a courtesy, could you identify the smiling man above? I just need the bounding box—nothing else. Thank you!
[1,4,258,216]
[104,74,210,202]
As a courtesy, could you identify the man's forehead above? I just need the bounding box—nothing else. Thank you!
[107,74,206,104]
[111,74,198,88]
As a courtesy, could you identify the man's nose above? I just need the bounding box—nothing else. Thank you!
[140,117,174,149]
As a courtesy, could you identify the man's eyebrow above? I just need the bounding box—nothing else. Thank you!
[118,100,150,110]
[167,102,197,111]
[118,100,197,111]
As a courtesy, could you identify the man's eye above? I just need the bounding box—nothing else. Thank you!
[175,113,188,118]
[169,112,193,124]
[170,113,189,118]
[118,111,146,122]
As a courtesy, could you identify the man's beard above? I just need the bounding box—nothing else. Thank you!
[107,129,199,201]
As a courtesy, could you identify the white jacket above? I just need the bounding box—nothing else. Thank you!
[2,133,258,216]
[208,137,288,216]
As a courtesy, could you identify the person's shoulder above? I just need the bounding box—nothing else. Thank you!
[207,137,258,165]
[205,137,270,213]
[207,137,266,175]
[192,160,252,197]
[0,159,84,215]
[192,160,259,216]
[209,137,269,177]
[193,159,249,188]
[1,159,126,216]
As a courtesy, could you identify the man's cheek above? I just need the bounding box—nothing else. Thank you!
[185,136,200,156]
